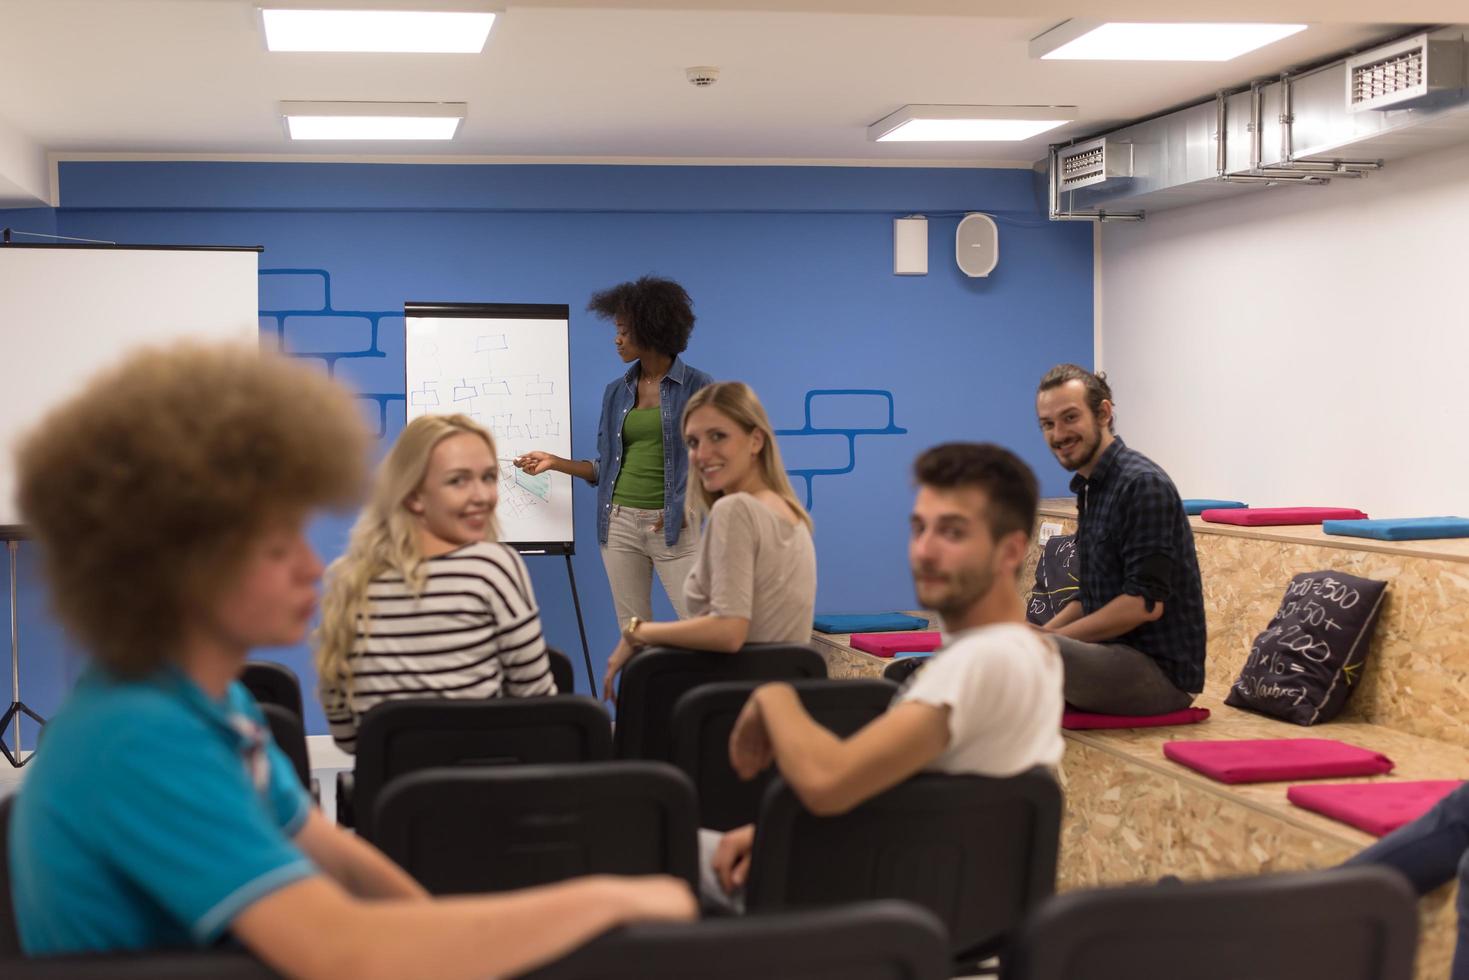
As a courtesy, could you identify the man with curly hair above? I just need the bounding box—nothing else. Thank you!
[8,343,693,977]
[515,275,713,637]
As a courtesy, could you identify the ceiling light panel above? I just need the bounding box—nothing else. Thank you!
[281,102,466,140]
[261,8,496,53]
[868,105,1077,143]
[1031,21,1306,62]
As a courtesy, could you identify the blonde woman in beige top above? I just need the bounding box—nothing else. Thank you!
[602,382,816,701]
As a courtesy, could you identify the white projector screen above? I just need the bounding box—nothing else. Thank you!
[0,244,260,528]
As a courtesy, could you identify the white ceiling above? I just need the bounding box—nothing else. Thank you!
[0,0,1446,168]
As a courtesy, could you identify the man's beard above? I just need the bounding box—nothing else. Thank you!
[915,559,998,618]
[1053,423,1103,473]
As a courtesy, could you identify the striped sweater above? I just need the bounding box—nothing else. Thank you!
[322,542,556,752]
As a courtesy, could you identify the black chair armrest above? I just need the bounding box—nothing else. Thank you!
[336,771,355,828]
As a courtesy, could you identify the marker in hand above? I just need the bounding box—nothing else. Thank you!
[514,451,556,476]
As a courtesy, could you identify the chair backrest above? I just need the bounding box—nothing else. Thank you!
[240,661,304,719]
[613,644,826,761]
[1002,867,1418,980]
[352,695,612,841]
[520,899,950,980]
[746,769,1061,963]
[546,647,576,695]
[373,761,698,895]
[671,678,898,830]
[1,793,20,957]
[881,657,929,685]
[259,703,311,791]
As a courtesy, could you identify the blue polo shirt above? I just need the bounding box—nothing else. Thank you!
[9,665,316,954]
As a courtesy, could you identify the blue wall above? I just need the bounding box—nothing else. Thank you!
[2,161,1091,738]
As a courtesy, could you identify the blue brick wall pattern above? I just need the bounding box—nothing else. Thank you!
[258,268,404,438]
[776,390,907,510]
[262,267,904,510]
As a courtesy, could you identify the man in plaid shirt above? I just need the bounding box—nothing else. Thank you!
[1033,364,1206,715]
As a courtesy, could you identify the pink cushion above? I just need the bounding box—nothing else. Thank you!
[1200,507,1369,526]
[849,631,943,658]
[1288,781,1463,837]
[1162,738,1394,784]
[1062,707,1211,730]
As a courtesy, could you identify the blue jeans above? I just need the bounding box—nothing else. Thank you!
[1344,782,1469,978]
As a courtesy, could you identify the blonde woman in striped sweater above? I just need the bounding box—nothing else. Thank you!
[317,414,555,752]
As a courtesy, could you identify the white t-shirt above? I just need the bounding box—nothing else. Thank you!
[896,622,1065,776]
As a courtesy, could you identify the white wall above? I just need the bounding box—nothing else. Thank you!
[1099,139,1469,518]
[0,115,47,207]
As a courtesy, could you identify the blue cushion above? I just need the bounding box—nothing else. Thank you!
[891,651,933,661]
[812,613,928,634]
[1322,517,1469,541]
[1183,499,1248,515]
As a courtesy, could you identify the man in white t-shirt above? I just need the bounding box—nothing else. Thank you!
[703,442,1064,905]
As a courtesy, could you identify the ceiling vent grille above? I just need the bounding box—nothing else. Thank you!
[1057,137,1131,190]
[1347,33,1465,112]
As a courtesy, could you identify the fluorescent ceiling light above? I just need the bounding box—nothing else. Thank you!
[260,7,496,53]
[868,105,1076,143]
[281,101,466,140]
[1031,20,1306,61]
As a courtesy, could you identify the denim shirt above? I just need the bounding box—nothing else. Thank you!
[591,356,714,546]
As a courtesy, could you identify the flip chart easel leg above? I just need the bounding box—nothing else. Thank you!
[564,553,595,696]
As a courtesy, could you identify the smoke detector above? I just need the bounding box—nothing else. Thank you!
[685,66,720,87]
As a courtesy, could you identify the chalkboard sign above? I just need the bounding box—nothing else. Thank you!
[1226,570,1388,725]
[1027,534,1079,626]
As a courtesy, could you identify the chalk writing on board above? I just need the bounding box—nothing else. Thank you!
[1027,535,1078,624]
[1228,570,1384,722]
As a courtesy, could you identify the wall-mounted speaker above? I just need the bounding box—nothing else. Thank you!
[893,216,928,276]
[955,213,999,278]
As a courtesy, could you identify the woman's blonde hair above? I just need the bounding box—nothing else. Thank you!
[682,381,812,532]
[316,413,499,703]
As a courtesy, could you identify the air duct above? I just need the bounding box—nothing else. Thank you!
[1049,26,1469,221]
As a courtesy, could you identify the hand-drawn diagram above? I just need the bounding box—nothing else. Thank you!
[405,315,573,546]
[514,466,552,501]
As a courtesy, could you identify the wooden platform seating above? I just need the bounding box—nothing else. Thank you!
[811,501,1469,977]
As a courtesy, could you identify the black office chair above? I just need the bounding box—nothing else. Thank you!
[259,703,311,791]
[1,794,20,956]
[613,644,826,761]
[3,904,944,980]
[374,761,699,895]
[341,695,613,839]
[519,899,951,980]
[671,678,898,830]
[546,646,576,695]
[1001,866,1418,980]
[240,660,304,719]
[746,769,1061,968]
[882,656,930,685]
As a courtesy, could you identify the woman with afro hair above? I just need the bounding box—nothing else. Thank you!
[515,275,713,635]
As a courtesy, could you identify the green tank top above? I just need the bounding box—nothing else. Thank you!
[612,407,665,509]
